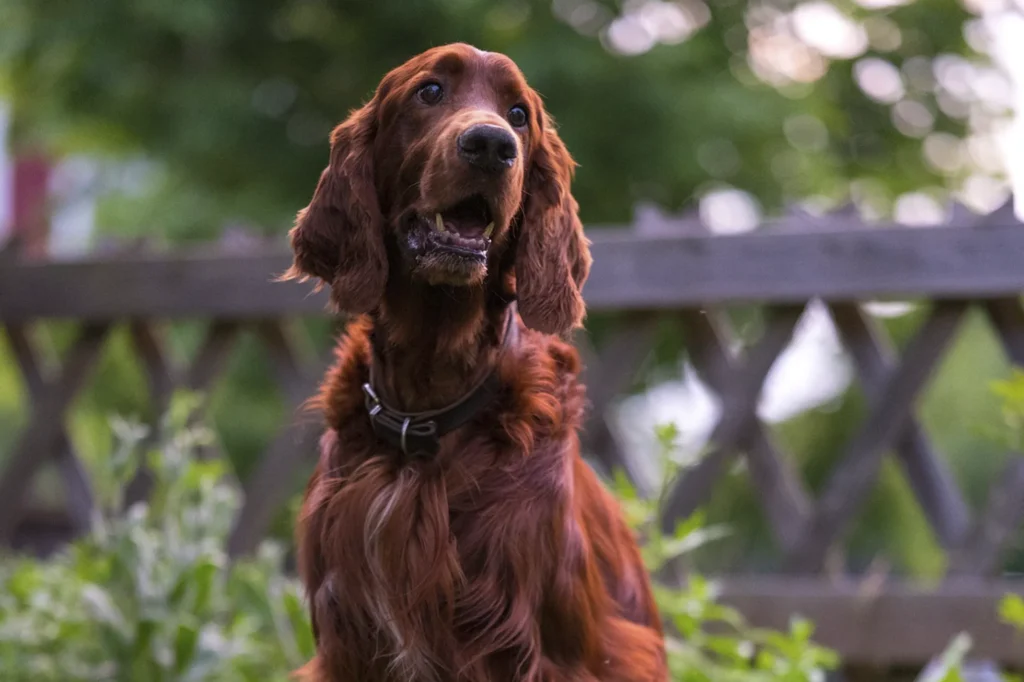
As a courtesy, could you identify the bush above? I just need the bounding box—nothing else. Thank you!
[905,368,1024,682]
[610,423,839,682]
[28,393,1024,681]
[0,395,312,681]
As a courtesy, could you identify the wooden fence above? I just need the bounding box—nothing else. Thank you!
[2,202,1024,672]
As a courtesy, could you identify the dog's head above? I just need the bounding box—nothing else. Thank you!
[285,43,591,336]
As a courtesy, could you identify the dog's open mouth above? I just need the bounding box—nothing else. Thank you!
[418,194,494,259]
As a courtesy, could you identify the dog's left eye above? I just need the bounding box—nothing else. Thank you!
[507,105,528,128]
[417,83,444,105]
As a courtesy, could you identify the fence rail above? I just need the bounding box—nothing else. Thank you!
[5,218,1024,320]
[2,204,1024,671]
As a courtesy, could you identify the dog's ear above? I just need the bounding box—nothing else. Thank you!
[515,108,592,336]
[284,97,387,314]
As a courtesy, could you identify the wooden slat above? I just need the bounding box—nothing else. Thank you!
[11,508,78,557]
[680,309,811,550]
[123,320,241,505]
[717,578,1024,667]
[828,303,971,548]
[185,321,241,389]
[5,325,48,397]
[255,320,318,407]
[984,297,1024,365]
[577,315,658,488]
[949,456,1024,577]
[0,250,307,321]
[0,323,110,542]
[661,305,804,530]
[4,224,1024,320]
[228,320,325,557]
[53,449,95,534]
[785,302,969,572]
[130,321,176,416]
[227,421,321,558]
[4,324,95,532]
[123,320,175,506]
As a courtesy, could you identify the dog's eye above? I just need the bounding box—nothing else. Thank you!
[417,83,444,105]
[507,105,528,128]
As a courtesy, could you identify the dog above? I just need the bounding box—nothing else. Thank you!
[286,43,667,682]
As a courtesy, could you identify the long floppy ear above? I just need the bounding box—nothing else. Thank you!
[284,98,387,314]
[516,110,592,336]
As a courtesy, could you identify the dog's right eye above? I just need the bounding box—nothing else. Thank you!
[417,83,444,105]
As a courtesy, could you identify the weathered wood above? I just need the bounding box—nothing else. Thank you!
[255,320,319,407]
[122,321,173,505]
[827,303,971,548]
[5,224,1024,321]
[0,323,109,542]
[3,216,1024,671]
[4,325,95,532]
[123,320,242,505]
[577,315,658,489]
[662,305,804,530]
[185,321,241,389]
[718,577,1024,667]
[5,325,47,397]
[983,297,1024,366]
[0,250,306,321]
[679,308,811,550]
[228,320,326,557]
[949,456,1024,577]
[785,302,969,572]
[11,508,79,557]
[584,223,1021,308]
[227,420,321,558]
[130,321,176,415]
[52,449,95,534]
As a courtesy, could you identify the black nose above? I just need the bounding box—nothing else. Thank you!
[457,124,518,173]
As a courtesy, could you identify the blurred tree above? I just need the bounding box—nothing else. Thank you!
[2,0,1017,572]
[0,0,991,242]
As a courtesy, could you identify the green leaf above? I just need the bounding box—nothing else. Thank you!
[174,623,200,673]
[282,588,316,661]
[130,618,159,670]
[789,616,814,644]
[654,422,681,452]
[190,558,222,615]
[999,593,1024,630]
[81,583,129,641]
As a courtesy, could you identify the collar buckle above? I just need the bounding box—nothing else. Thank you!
[363,383,440,458]
[361,304,516,461]
[362,382,382,416]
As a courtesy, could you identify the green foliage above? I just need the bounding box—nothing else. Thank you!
[990,368,1024,453]
[0,0,980,240]
[0,394,312,681]
[997,560,1024,681]
[986,367,1024,572]
[1,376,1019,680]
[609,422,840,681]
[0,396,845,680]
[0,0,1001,577]
[999,593,1024,632]
[912,368,1024,682]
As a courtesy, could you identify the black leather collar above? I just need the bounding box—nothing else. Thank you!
[362,305,518,459]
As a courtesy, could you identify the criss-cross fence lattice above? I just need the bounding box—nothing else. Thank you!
[2,203,1024,673]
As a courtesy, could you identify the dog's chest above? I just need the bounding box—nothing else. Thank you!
[349,458,564,674]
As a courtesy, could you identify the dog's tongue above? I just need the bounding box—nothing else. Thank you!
[441,196,491,238]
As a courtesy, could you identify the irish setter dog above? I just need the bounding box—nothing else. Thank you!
[286,43,667,681]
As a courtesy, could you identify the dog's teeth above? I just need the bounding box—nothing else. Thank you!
[434,213,446,233]
[483,222,494,239]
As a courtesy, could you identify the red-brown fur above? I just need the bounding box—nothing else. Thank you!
[287,44,667,681]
